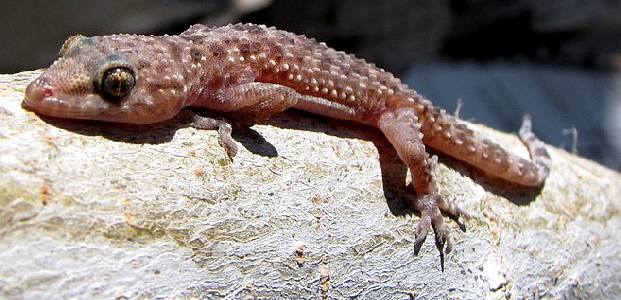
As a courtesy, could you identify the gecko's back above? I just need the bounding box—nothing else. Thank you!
[181,24,428,125]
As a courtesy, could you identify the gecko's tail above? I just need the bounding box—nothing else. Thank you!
[420,107,550,187]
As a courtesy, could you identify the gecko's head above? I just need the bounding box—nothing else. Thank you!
[24,34,193,124]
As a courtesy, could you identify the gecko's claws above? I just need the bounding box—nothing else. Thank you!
[412,193,466,271]
[413,217,430,256]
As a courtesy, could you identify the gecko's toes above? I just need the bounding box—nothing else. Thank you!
[412,193,461,270]
[412,194,452,254]
[413,211,431,255]
[217,124,238,159]
[437,195,471,232]
[433,221,452,254]
[433,220,452,272]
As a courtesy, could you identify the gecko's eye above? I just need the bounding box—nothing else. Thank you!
[98,67,135,99]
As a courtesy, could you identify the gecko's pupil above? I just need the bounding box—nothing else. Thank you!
[100,67,135,99]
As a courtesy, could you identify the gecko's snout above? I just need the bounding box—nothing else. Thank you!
[23,77,54,111]
[23,76,94,119]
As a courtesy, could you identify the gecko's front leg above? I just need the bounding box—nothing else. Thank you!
[188,82,301,159]
[378,108,470,268]
[182,110,238,158]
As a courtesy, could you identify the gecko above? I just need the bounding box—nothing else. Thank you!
[23,23,550,266]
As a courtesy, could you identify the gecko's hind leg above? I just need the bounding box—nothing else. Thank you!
[379,108,470,269]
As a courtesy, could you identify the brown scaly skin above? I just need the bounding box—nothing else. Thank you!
[24,23,551,269]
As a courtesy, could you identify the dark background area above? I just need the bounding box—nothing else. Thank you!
[3,0,621,170]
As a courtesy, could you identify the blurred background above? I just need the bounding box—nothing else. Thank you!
[2,0,620,170]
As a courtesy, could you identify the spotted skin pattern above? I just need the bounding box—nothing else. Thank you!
[24,24,551,266]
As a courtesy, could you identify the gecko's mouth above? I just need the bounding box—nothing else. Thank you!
[23,77,102,119]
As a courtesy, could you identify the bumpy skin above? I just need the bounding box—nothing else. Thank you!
[24,23,551,264]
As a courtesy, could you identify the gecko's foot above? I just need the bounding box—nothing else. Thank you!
[412,193,470,270]
[182,109,238,159]
[215,123,238,159]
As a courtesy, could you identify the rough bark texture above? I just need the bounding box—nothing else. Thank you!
[1,71,620,299]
